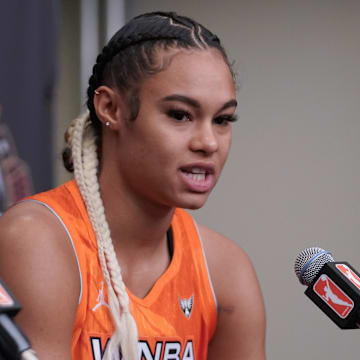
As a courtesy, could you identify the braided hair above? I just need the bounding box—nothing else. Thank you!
[64,11,232,360]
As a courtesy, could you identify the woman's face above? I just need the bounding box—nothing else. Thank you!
[114,48,237,210]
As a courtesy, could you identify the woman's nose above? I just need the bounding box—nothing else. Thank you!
[189,123,218,155]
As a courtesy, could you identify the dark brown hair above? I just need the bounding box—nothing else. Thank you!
[63,11,233,172]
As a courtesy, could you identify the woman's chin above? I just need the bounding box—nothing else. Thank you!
[175,193,210,210]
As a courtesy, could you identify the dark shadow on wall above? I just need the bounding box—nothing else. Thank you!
[0,0,59,194]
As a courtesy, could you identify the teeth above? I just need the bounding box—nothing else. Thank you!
[191,167,206,174]
[181,167,208,182]
[185,173,206,181]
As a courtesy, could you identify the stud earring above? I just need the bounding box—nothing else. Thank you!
[105,121,110,127]
[94,89,100,95]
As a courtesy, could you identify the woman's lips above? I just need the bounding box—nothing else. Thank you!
[179,166,214,192]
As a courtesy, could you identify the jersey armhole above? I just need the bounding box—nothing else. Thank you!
[20,199,83,304]
[192,219,218,311]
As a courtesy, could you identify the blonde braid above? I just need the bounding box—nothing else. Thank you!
[71,112,138,360]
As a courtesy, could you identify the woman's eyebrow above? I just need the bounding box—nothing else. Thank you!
[161,95,237,111]
[161,94,200,108]
[219,99,237,111]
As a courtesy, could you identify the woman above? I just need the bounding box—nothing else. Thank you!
[0,12,265,360]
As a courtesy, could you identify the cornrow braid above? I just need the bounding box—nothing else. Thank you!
[86,11,226,129]
[64,11,233,360]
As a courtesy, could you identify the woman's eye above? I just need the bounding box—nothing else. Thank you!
[167,110,191,122]
[214,114,238,126]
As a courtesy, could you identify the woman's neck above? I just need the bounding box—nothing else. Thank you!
[99,168,175,252]
[99,169,175,297]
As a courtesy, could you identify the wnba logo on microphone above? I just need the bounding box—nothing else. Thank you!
[313,274,354,318]
[336,263,360,290]
[0,284,14,307]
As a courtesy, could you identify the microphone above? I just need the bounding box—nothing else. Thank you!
[0,277,38,360]
[294,247,360,329]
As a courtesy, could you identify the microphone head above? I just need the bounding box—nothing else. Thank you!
[294,247,334,286]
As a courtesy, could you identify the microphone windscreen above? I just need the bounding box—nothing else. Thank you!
[294,247,334,286]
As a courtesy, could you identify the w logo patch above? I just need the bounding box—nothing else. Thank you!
[179,295,194,319]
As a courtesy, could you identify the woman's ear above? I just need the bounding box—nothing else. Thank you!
[93,85,125,130]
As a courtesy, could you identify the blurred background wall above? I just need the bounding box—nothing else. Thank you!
[0,0,58,193]
[1,0,360,358]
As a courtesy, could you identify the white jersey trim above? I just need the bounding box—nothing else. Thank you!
[192,218,218,311]
[20,199,83,304]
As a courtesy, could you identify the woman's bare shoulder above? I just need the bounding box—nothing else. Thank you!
[0,199,80,300]
[0,200,76,261]
[197,223,266,360]
[1,199,63,238]
[0,200,80,358]
[197,223,251,278]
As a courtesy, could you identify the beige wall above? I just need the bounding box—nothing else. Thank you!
[127,0,360,358]
[56,0,360,358]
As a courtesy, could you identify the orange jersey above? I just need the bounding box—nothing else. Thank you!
[28,180,217,359]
